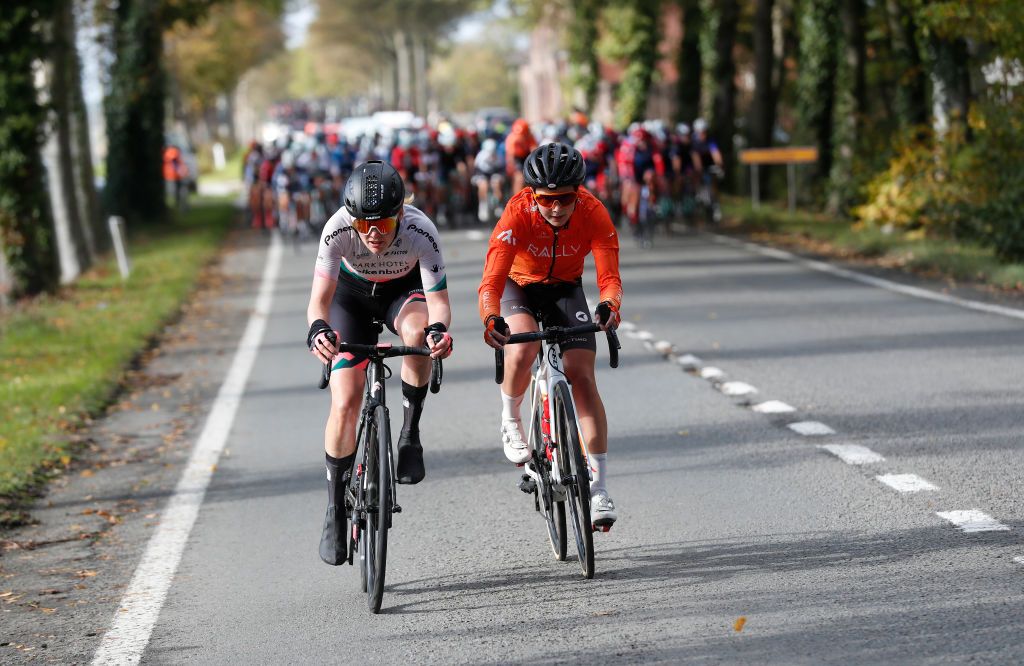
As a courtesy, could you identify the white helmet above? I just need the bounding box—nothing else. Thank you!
[676,123,691,136]
[693,118,708,133]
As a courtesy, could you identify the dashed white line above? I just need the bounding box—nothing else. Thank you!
[788,421,836,436]
[675,354,702,370]
[751,400,796,414]
[618,321,637,332]
[653,340,674,355]
[1013,556,1024,566]
[465,230,488,241]
[92,235,283,665]
[876,473,939,493]
[936,510,1011,533]
[819,444,884,465]
[699,366,726,381]
[719,381,758,397]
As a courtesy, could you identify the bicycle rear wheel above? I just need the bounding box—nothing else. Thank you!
[364,405,391,613]
[530,395,566,561]
[552,382,594,578]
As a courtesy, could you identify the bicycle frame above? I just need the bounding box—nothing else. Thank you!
[347,358,398,527]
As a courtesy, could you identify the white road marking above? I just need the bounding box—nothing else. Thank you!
[92,235,283,665]
[752,400,796,414]
[876,473,939,493]
[819,444,884,465]
[635,330,654,341]
[710,234,1024,323]
[699,366,726,381]
[618,321,637,332]
[788,421,836,436]
[676,354,702,370]
[465,230,488,241]
[654,340,674,355]
[936,510,1011,533]
[720,381,758,397]
[1013,556,1024,566]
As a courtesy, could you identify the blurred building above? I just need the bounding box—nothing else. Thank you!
[518,22,568,123]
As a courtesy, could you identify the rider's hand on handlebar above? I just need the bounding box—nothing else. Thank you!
[425,322,453,359]
[483,315,510,349]
[595,301,620,331]
[307,319,338,365]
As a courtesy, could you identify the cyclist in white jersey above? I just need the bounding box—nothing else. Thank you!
[306,160,453,565]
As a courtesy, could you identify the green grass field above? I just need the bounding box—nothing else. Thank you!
[722,198,1024,291]
[0,198,235,520]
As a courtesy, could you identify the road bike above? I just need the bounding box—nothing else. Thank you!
[318,325,442,613]
[494,321,620,579]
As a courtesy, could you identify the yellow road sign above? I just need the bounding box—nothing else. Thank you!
[739,147,818,164]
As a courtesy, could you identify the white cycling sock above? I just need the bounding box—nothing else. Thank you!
[589,453,608,495]
[500,391,525,422]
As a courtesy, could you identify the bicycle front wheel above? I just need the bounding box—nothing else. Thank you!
[552,382,594,578]
[365,405,391,613]
[531,396,566,561]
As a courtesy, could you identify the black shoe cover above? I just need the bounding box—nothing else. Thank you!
[396,432,425,485]
[319,505,346,565]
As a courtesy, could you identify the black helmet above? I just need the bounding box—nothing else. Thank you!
[344,160,405,219]
[523,143,586,189]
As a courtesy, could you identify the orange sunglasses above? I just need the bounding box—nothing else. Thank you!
[533,190,578,208]
[352,216,398,234]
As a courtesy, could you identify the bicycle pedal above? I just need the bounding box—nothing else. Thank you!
[593,524,612,533]
[518,474,537,495]
[392,504,402,514]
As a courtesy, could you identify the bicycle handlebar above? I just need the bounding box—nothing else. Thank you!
[318,331,443,392]
[493,323,620,384]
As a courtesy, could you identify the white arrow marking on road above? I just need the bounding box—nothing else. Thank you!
[676,354,702,370]
[819,444,884,465]
[876,473,939,493]
[752,400,796,414]
[699,366,726,381]
[720,381,758,397]
[788,421,836,436]
[92,235,283,666]
[936,510,1011,533]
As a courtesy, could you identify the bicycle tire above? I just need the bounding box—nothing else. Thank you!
[552,382,594,578]
[365,404,391,613]
[357,417,374,594]
[531,394,566,561]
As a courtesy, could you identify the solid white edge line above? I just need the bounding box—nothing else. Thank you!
[936,509,1011,533]
[710,233,1024,323]
[876,473,939,493]
[818,444,884,465]
[91,235,283,665]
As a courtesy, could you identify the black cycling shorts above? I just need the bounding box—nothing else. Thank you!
[329,268,426,370]
[499,278,596,352]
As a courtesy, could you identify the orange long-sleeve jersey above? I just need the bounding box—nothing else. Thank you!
[478,187,623,323]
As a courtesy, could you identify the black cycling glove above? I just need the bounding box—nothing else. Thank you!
[307,319,333,350]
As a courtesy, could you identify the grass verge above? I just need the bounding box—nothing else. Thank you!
[0,197,236,525]
[722,198,1024,291]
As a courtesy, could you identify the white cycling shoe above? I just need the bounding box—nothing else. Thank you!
[590,490,617,530]
[501,419,531,465]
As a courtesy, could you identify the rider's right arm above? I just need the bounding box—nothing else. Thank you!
[478,210,520,324]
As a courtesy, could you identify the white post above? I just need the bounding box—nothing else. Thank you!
[212,142,226,171]
[751,164,760,209]
[788,162,797,213]
[108,216,131,279]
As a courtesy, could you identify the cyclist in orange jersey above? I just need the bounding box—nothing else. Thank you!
[479,143,622,529]
[505,118,538,196]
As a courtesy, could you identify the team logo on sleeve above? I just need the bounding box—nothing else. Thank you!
[576,311,589,322]
[497,230,516,245]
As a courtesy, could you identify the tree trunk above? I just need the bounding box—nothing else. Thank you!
[828,0,867,213]
[676,0,702,123]
[104,0,167,225]
[929,35,973,139]
[69,0,102,257]
[711,0,740,191]
[0,1,60,296]
[750,0,775,196]
[884,0,928,128]
[394,30,411,111]
[412,32,428,117]
[797,0,839,188]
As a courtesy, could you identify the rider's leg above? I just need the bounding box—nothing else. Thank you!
[321,365,365,564]
[497,311,539,464]
[394,299,432,484]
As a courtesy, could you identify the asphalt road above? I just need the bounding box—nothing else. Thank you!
[8,223,1024,664]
